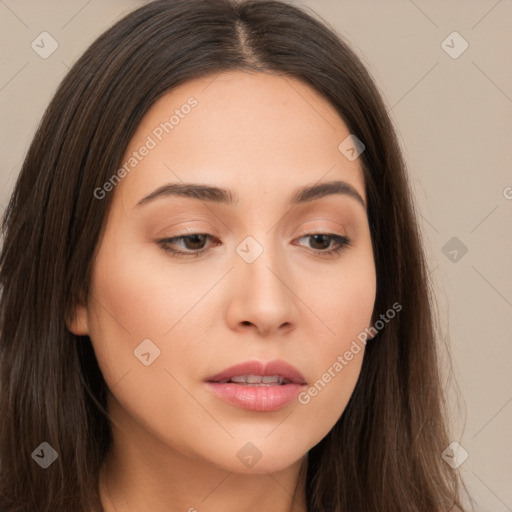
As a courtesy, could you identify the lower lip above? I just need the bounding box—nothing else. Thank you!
[206,382,305,412]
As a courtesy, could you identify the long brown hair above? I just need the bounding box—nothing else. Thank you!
[0,0,468,510]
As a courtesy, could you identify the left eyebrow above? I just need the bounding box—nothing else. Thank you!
[135,179,366,209]
[290,180,366,209]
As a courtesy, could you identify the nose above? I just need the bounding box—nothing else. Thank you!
[225,237,299,337]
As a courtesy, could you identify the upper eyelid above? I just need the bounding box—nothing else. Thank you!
[165,218,348,238]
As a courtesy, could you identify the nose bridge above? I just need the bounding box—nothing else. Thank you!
[236,231,286,294]
[231,230,296,333]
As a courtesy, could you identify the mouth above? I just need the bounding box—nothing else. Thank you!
[206,359,307,385]
[214,375,294,385]
[205,359,307,412]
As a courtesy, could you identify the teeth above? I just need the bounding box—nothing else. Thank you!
[226,374,286,385]
[230,375,250,383]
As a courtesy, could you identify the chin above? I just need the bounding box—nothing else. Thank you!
[203,437,310,475]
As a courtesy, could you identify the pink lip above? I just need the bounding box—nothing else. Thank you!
[205,359,307,412]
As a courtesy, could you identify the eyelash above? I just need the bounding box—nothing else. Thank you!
[157,232,352,258]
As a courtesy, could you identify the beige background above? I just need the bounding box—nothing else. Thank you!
[1,0,511,510]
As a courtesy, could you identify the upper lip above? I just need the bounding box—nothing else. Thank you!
[206,359,307,385]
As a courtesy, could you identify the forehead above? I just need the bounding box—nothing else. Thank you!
[114,70,366,209]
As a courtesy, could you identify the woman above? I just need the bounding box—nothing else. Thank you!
[0,0,468,510]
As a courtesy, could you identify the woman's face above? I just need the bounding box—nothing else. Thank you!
[69,70,376,474]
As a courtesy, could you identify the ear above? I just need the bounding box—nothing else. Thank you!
[66,302,89,336]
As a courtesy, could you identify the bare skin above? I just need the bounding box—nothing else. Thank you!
[69,70,376,512]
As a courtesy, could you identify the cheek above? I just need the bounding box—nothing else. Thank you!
[299,244,377,345]
[88,238,210,339]
[85,243,213,457]
[292,248,376,429]
[86,236,223,400]
[85,239,173,386]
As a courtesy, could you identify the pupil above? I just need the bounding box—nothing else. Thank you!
[311,234,329,250]
[187,234,205,249]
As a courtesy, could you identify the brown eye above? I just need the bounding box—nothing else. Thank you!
[157,233,217,257]
[296,234,351,256]
[308,234,332,250]
[180,234,209,250]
